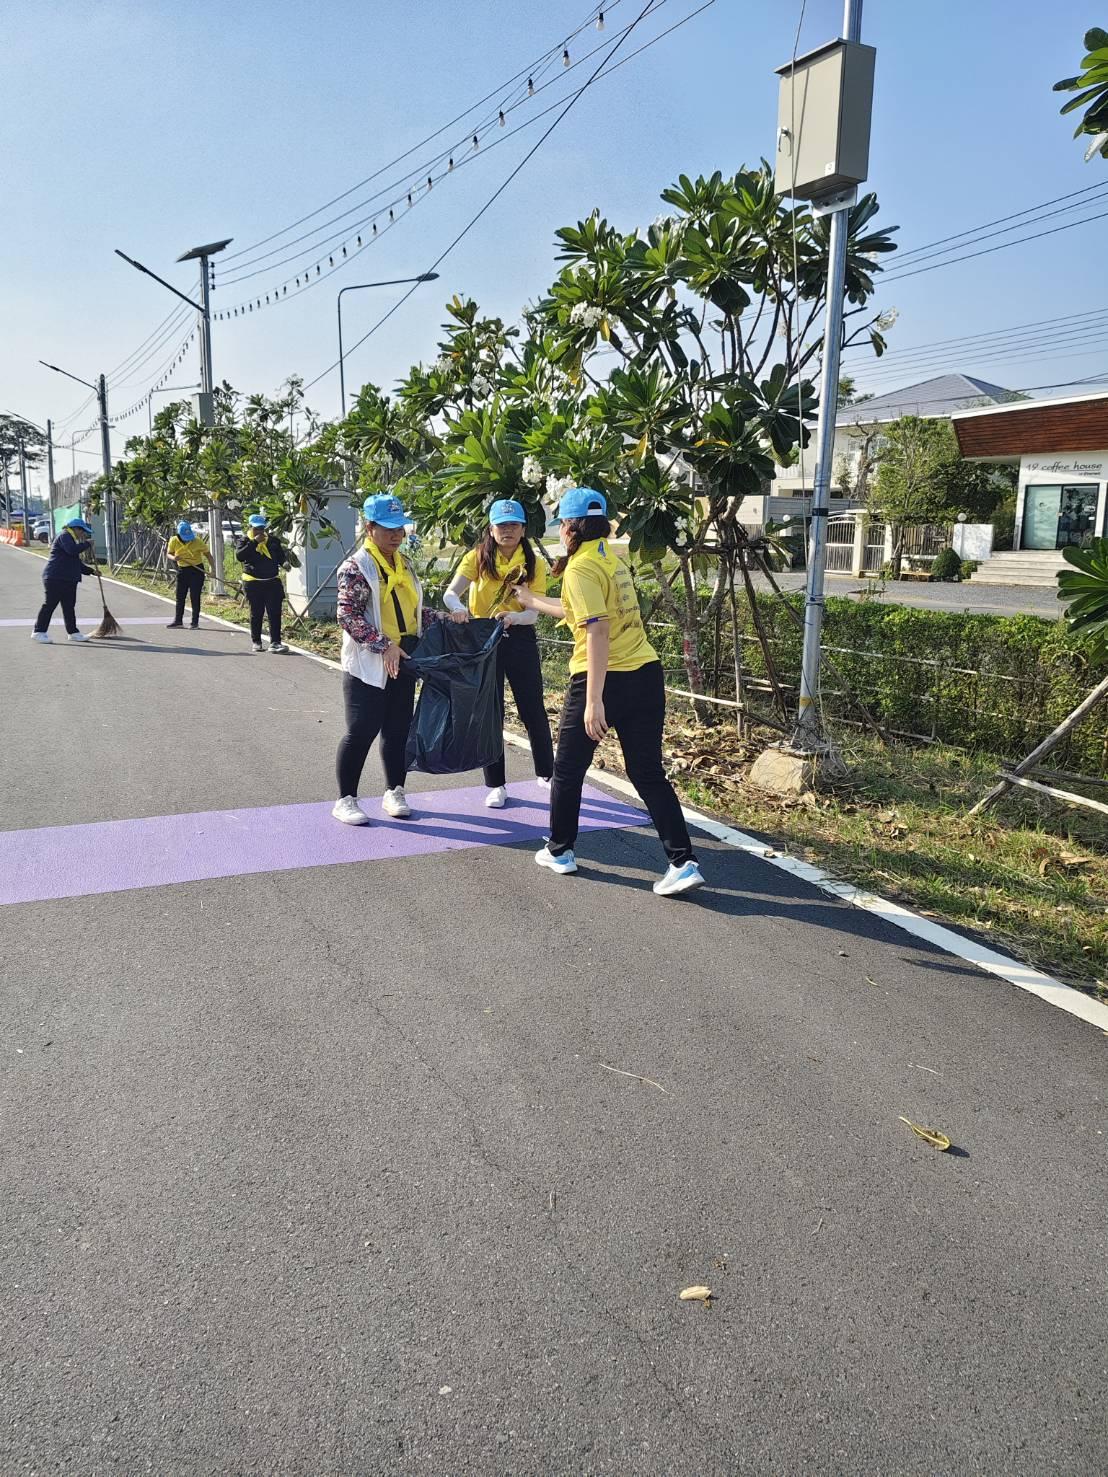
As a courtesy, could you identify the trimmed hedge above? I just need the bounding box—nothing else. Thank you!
[629,588,1107,773]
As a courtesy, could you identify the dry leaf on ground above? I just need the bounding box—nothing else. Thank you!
[679,1285,713,1304]
[898,1116,952,1151]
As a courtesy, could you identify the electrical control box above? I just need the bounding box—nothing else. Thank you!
[775,39,876,201]
[190,391,215,428]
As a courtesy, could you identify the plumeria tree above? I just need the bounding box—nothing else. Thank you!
[90,378,341,566]
[335,166,898,714]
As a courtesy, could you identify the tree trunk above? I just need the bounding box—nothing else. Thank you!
[650,556,712,724]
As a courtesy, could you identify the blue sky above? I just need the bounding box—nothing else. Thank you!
[3,0,1104,495]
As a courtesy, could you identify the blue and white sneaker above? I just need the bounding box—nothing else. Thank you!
[535,845,577,876]
[653,861,705,897]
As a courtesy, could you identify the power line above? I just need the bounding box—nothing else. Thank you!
[221,0,623,265]
[846,303,1108,364]
[855,319,1108,386]
[881,206,1108,285]
[890,178,1108,265]
[211,1,707,322]
[220,4,655,283]
[304,0,670,393]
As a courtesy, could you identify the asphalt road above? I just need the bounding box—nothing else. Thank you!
[1,544,1105,1476]
[759,571,1060,618]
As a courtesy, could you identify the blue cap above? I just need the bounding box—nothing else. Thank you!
[489,498,526,526]
[248,513,268,529]
[557,487,607,520]
[66,518,93,534]
[176,520,195,541]
[362,493,410,529]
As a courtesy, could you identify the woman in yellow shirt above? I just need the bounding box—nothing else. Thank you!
[443,498,554,809]
[514,487,704,898]
[165,520,214,629]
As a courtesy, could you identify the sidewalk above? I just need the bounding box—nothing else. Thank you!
[1,543,1105,1475]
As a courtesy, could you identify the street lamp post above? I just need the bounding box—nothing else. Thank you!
[337,275,440,416]
[116,238,232,590]
[39,360,116,566]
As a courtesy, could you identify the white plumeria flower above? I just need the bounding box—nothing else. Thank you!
[521,455,545,487]
[569,303,604,328]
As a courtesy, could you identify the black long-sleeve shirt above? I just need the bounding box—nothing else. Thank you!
[235,534,287,582]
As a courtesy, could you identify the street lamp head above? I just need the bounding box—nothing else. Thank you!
[176,239,233,263]
[417,272,441,282]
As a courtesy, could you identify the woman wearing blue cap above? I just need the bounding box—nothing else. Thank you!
[332,492,467,826]
[235,514,290,653]
[513,488,704,897]
[443,497,554,808]
[31,518,98,644]
[165,520,214,629]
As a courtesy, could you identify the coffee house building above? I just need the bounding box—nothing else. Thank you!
[952,391,1108,554]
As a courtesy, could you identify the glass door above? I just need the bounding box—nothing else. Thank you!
[1022,483,1099,549]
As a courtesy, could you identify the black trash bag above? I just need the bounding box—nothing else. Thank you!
[404,618,505,774]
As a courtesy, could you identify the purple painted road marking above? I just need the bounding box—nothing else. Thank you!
[0,783,646,905]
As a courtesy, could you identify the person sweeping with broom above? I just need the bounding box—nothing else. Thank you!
[32,518,99,643]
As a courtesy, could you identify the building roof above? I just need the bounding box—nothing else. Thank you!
[837,373,1013,427]
[951,390,1108,459]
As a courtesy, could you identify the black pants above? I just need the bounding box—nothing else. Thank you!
[336,657,417,797]
[549,661,696,867]
[244,580,283,644]
[34,578,79,635]
[174,566,205,624]
[483,625,555,787]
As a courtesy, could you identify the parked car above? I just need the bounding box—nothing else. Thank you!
[31,518,51,543]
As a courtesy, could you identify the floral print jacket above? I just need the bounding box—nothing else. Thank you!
[336,559,445,651]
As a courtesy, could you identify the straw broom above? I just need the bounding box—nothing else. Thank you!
[87,547,123,638]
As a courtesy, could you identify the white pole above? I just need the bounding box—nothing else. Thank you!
[793,0,864,750]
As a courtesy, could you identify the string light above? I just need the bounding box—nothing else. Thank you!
[563,46,570,65]
[596,10,605,29]
[448,156,455,170]
[328,254,334,266]
[527,77,535,95]
[372,222,378,234]
[316,265,321,275]
[342,245,347,256]
[407,192,413,207]
[499,109,506,126]
[472,132,479,149]
[356,235,362,246]
[427,176,433,190]
[389,208,394,221]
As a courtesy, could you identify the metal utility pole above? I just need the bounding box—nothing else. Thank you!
[46,419,56,536]
[18,435,29,544]
[337,274,440,416]
[117,239,231,589]
[777,0,871,752]
[40,360,117,566]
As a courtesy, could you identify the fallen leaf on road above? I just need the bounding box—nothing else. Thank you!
[679,1285,713,1304]
[1059,852,1094,868]
[899,1116,952,1151]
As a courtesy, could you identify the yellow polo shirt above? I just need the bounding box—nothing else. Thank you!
[167,535,209,569]
[560,538,655,675]
[456,547,547,618]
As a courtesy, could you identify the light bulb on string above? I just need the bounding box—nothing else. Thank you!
[563,46,570,65]
[427,176,433,190]
[527,77,534,95]
[448,156,454,170]
[389,209,394,222]
[372,222,378,234]
[407,192,412,207]
[342,245,347,257]
[472,132,479,149]
[499,109,505,126]
[596,10,604,30]
[328,255,334,266]
[356,235,362,246]
[316,265,321,275]
[282,286,287,295]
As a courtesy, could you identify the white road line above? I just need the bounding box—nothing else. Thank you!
[59,558,1108,1035]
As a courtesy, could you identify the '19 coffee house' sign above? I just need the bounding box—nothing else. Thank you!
[1021,455,1108,480]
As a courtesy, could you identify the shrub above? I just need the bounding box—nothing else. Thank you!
[930,547,962,582]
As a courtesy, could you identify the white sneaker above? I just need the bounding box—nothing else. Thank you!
[67,632,87,642]
[653,861,705,897]
[332,796,370,826]
[485,786,507,809]
[251,642,264,653]
[382,787,412,819]
[536,777,552,790]
[31,631,52,644]
[535,845,577,875]
[269,642,290,654]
